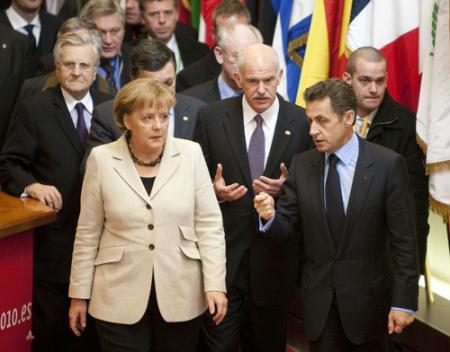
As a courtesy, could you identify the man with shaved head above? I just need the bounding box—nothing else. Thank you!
[194,43,311,352]
[342,47,428,277]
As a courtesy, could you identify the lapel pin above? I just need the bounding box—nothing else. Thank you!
[363,176,368,181]
[2,43,6,49]
[182,116,189,122]
[284,130,291,136]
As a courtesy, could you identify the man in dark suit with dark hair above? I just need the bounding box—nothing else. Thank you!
[176,0,250,92]
[255,78,419,352]
[0,23,32,148]
[139,0,208,73]
[0,0,62,70]
[85,37,204,160]
[0,32,110,352]
[194,43,311,352]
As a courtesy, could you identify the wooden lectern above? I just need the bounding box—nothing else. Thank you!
[0,192,56,352]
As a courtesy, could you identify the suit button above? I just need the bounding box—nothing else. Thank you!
[146,204,151,209]
[148,224,154,230]
[149,244,155,250]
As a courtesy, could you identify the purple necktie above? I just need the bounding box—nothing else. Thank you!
[75,103,88,145]
[248,114,265,180]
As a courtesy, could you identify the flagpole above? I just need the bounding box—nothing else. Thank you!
[424,255,434,304]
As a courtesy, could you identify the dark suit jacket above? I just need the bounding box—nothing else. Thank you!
[175,24,209,68]
[0,86,111,283]
[182,78,221,104]
[0,10,62,69]
[193,95,311,306]
[176,48,220,92]
[0,23,32,147]
[84,93,204,160]
[268,138,419,343]
[367,91,429,273]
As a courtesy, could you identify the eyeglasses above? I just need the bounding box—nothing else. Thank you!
[60,61,95,72]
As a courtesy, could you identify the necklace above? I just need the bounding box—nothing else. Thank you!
[127,137,163,167]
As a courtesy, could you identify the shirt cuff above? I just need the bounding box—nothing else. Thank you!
[259,212,275,233]
[391,307,415,314]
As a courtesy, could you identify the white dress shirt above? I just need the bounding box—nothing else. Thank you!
[61,88,94,131]
[242,95,279,169]
[6,6,41,45]
[165,34,184,73]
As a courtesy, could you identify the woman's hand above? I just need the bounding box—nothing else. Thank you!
[206,291,228,325]
[68,298,88,336]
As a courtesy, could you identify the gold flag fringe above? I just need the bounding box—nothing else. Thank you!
[416,133,450,174]
[416,134,427,154]
[429,196,450,223]
[426,160,450,174]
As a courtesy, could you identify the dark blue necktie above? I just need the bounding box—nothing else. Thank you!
[75,103,88,145]
[326,154,345,248]
[23,24,36,54]
[248,114,265,180]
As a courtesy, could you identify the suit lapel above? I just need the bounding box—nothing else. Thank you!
[208,79,220,101]
[310,152,336,252]
[337,140,374,254]
[173,95,192,139]
[52,87,84,157]
[111,135,150,203]
[222,99,253,189]
[150,137,179,200]
[264,97,295,178]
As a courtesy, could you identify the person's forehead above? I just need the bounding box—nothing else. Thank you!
[241,61,276,77]
[354,59,386,76]
[140,65,175,80]
[60,44,94,58]
[306,98,335,116]
[94,12,122,28]
[215,13,248,27]
[145,0,176,11]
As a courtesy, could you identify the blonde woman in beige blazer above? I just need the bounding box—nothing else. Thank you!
[68,78,227,351]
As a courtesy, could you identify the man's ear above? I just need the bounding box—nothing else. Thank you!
[276,68,283,85]
[234,71,243,89]
[342,72,352,85]
[344,109,356,126]
[214,46,225,65]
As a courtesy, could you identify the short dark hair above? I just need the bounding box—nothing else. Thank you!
[212,0,251,29]
[346,46,386,75]
[139,0,178,12]
[130,38,176,78]
[304,78,357,118]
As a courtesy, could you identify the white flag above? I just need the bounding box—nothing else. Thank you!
[417,0,450,220]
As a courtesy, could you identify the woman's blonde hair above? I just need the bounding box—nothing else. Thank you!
[113,78,176,132]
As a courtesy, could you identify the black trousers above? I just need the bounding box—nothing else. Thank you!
[202,253,289,352]
[94,283,201,352]
[32,280,100,352]
[309,298,389,352]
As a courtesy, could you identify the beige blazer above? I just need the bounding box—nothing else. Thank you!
[69,135,226,324]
